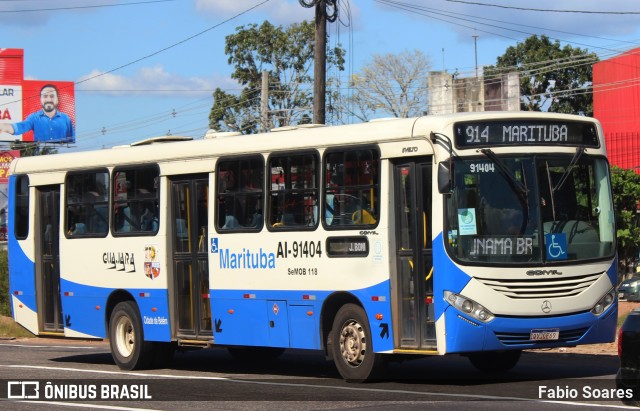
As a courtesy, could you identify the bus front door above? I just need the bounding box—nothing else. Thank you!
[393,158,435,350]
[36,185,63,334]
[171,175,212,341]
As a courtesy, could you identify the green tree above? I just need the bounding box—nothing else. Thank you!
[209,21,345,134]
[339,49,431,122]
[10,142,57,157]
[610,166,640,278]
[0,250,8,316]
[485,35,598,116]
[208,88,259,134]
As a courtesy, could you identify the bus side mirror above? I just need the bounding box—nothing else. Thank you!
[437,162,452,194]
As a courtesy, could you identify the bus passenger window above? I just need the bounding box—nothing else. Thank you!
[222,199,240,229]
[216,155,264,232]
[112,166,160,236]
[14,175,30,240]
[267,151,319,230]
[323,148,380,229]
[65,170,109,238]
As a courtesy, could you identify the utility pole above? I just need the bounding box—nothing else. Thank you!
[473,31,479,78]
[261,70,269,132]
[299,0,338,125]
[314,3,327,124]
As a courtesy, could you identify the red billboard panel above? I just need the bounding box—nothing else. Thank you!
[0,48,23,84]
[19,80,76,143]
[0,150,19,184]
[0,49,75,144]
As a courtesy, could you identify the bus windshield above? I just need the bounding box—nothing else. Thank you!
[445,153,615,264]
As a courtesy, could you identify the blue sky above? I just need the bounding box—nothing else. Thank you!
[1,0,640,152]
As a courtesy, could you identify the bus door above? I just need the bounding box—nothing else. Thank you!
[170,175,212,340]
[36,185,63,334]
[393,158,434,350]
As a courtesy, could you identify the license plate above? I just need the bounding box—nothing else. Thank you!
[530,328,560,341]
[619,292,625,300]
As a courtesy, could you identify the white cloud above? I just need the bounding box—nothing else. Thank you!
[195,0,313,24]
[378,0,640,49]
[0,0,104,27]
[75,65,239,97]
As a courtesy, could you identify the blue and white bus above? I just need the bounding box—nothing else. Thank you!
[8,112,617,381]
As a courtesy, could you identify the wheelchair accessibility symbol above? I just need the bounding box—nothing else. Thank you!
[545,233,567,260]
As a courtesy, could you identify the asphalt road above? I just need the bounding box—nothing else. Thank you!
[0,338,637,410]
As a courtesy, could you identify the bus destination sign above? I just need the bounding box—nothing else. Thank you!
[453,120,599,149]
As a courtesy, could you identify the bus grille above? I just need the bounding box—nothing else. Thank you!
[476,273,602,299]
[495,327,589,346]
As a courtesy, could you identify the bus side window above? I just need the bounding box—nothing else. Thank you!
[65,170,109,238]
[268,151,319,230]
[216,155,264,232]
[14,175,30,240]
[323,147,379,229]
[112,166,159,236]
[222,199,241,229]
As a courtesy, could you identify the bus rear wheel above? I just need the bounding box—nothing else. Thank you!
[330,304,385,382]
[468,350,521,373]
[109,301,153,370]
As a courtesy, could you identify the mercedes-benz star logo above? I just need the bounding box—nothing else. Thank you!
[541,300,552,313]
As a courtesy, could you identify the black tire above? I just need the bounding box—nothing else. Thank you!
[227,346,286,362]
[330,303,385,382]
[468,350,522,373]
[108,301,153,370]
[617,374,640,406]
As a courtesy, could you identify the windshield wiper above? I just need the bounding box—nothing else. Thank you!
[553,147,584,193]
[479,149,528,196]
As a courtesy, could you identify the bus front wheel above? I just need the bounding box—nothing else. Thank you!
[330,303,385,382]
[109,301,153,370]
[467,350,522,373]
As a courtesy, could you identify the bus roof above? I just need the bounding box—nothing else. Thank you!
[9,112,601,175]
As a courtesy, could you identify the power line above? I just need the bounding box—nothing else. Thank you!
[0,0,271,146]
[376,0,635,55]
[77,0,271,87]
[383,0,640,48]
[0,0,175,13]
[444,0,640,15]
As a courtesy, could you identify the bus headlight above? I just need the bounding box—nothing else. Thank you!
[444,291,495,323]
[591,288,616,316]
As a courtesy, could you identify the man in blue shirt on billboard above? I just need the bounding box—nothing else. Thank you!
[0,84,74,143]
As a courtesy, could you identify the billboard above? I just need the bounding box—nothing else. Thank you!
[0,150,19,184]
[0,48,75,144]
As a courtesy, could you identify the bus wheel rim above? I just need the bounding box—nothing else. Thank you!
[115,315,135,358]
[339,319,366,367]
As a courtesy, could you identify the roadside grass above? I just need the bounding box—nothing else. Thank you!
[619,311,631,328]
[0,248,33,338]
[0,315,34,338]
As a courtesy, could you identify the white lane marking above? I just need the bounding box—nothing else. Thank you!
[1,364,637,409]
[0,343,97,350]
[8,400,166,411]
